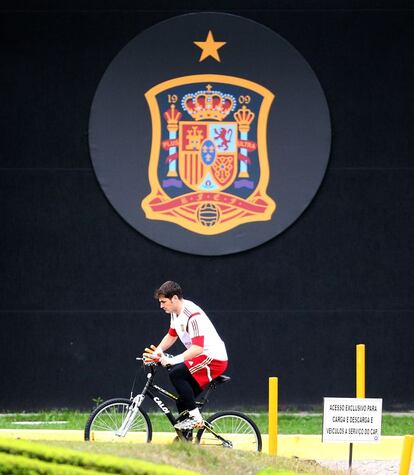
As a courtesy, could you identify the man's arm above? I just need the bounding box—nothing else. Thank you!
[180,344,203,361]
[160,344,203,366]
[157,333,178,352]
[166,314,204,363]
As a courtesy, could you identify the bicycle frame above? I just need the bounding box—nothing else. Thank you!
[116,363,186,437]
[116,362,230,445]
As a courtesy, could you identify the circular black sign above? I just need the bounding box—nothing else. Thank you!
[89,13,331,255]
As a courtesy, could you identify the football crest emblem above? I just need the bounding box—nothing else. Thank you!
[142,76,276,234]
[88,13,331,255]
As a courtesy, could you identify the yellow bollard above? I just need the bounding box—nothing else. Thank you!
[356,344,365,398]
[350,344,366,468]
[268,377,278,456]
[399,435,414,475]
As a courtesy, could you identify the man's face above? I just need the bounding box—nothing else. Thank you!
[158,294,180,314]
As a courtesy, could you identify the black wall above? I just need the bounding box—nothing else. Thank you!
[1,1,414,410]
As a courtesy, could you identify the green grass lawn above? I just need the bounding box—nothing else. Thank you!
[0,411,412,435]
[28,439,344,475]
[0,410,411,475]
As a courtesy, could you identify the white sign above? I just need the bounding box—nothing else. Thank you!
[322,397,382,443]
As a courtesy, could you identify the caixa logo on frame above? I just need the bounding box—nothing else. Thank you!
[89,13,331,255]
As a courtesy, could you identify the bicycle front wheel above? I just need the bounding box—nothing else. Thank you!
[196,410,262,452]
[84,398,152,443]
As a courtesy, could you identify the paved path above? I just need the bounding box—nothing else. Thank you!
[319,459,414,474]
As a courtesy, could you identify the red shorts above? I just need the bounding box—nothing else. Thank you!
[184,355,228,389]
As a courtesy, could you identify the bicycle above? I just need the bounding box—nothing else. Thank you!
[84,357,262,451]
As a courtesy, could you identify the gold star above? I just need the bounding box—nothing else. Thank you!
[194,30,226,62]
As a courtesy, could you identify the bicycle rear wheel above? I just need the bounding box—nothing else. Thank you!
[84,398,152,443]
[196,410,262,452]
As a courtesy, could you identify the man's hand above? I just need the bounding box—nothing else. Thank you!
[159,353,173,367]
[143,345,163,364]
[160,353,185,367]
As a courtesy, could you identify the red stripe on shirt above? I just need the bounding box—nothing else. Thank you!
[191,336,204,348]
[168,327,178,337]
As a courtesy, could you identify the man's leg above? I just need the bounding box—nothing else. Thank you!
[168,364,204,431]
[169,363,202,413]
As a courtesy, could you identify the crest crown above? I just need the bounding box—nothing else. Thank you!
[164,104,182,132]
[182,85,236,121]
[234,105,255,133]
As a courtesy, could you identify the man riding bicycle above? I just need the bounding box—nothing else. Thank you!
[143,281,228,431]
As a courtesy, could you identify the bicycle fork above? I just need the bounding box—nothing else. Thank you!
[115,393,145,437]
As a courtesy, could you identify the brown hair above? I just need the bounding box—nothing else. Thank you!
[154,281,183,300]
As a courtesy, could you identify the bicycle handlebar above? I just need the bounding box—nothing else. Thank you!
[136,355,173,368]
[136,357,157,367]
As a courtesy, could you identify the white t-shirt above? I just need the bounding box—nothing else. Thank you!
[168,299,228,361]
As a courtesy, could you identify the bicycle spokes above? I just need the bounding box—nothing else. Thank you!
[197,413,261,451]
[85,399,151,442]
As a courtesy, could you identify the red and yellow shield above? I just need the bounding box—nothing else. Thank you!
[178,121,238,191]
[142,74,276,235]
